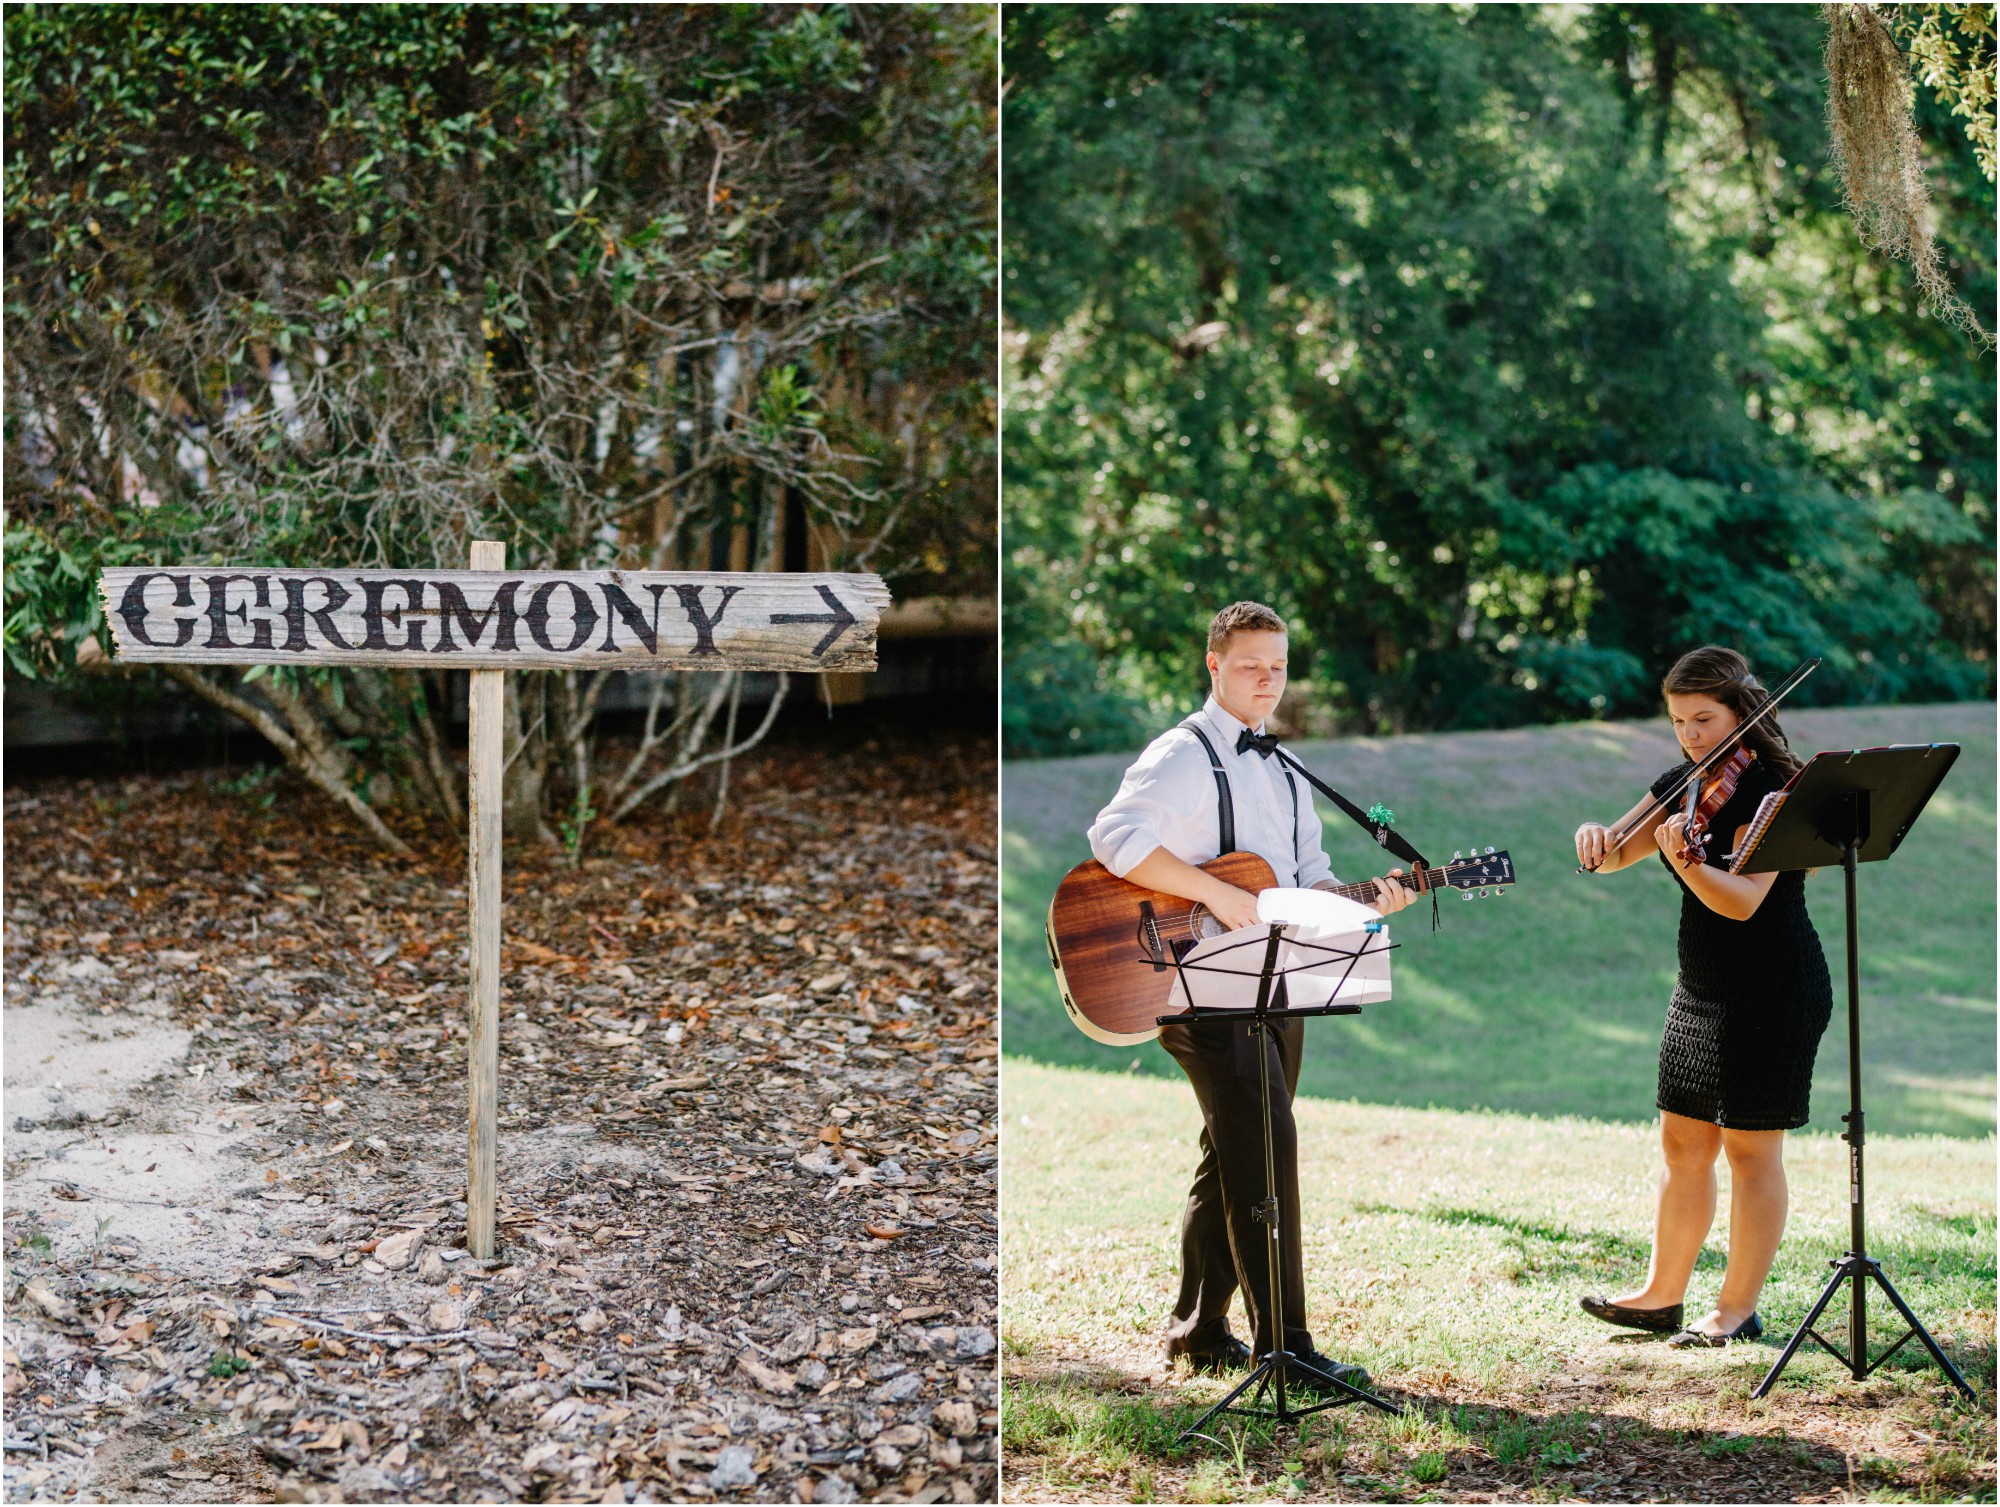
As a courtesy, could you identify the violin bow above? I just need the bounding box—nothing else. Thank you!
[1578,655,1822,874]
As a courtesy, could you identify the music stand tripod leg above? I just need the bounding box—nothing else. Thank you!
[1867,1267,1977,1400]
[1180,1351,1279,1448]
[1753,1256,1856,1399]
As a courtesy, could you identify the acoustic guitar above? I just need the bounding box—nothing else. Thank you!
[1046,848,1518,1045]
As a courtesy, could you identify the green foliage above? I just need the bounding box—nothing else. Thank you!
[1000,588,1155,756]
[1893,3,1997,183]
[558,781,597,863]
[206,1353,253,1378]
[5,3,993,835]
[2,511,177,678]
[5,1,994,666]
[1410,1451,1450,1484]
[7,4,992,575]
[215,765,281,811]
[1003,4,1994,751]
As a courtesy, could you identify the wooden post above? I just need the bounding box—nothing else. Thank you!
[466,539,505,1259]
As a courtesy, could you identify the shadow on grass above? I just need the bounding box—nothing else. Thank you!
[1386,1203,1998,1384]
[1377,1204,1655,1278]
[1002,1361,1990,1503]
[1908,1207,1999,1244]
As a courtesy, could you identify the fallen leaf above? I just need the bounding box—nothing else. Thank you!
[23,1284,77,1323]
[932,1399,979,1438]
[374,1227,424,1271]
[737,1352,797,1394]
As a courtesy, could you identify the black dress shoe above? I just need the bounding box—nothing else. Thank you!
[1287,1350,1374,1399]
[1667,1312,1762,1348]
[1170,1336,1252,1374]
[1580,1293,1685,1333]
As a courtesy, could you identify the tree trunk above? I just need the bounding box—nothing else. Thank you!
[158,665,412,856]
[502,672,559,847]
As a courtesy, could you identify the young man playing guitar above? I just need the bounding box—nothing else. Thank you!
[1086,601,1414,1388]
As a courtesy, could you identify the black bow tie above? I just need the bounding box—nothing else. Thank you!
[1236,728,1281,758]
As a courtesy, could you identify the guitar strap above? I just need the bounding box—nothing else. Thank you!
[1271,745,1441,931]
[1272,748,1428,868]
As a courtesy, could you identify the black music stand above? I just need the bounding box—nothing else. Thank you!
[1726,744,1974,1402]
[1152,920,1403,1445]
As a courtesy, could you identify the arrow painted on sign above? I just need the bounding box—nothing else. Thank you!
[771,584,858,657]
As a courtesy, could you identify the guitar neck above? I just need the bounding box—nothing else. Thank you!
[1321,864,1450,905]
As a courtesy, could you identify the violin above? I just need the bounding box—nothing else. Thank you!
[1673,745,1754,867]
[1576,656,1820,876]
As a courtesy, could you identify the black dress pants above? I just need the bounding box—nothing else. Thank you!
[1157,1012,1314,1359]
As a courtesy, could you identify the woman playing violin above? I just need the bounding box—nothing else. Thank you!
[1572,646,1832,1348]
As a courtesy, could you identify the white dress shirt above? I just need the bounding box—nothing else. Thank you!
[1087,695,1336,889]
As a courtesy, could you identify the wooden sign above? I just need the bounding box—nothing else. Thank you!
[99,548,888,1259]
[98,567,889,672]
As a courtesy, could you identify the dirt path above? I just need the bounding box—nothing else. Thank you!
[4,730,997,1504]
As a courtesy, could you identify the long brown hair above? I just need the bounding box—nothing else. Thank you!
[1660,646,1804,781]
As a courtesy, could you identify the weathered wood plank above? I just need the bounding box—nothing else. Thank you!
[97,568,890,672]
[465,542,505,1262]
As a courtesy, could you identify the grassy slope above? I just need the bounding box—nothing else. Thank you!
[1003,704,1996,1138]
[1001,1059,1996,1504]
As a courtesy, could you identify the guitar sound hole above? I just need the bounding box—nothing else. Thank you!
[1188,905,1228,940]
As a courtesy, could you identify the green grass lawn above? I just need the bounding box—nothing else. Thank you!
[1004,703,1995,1138]
[1001,1059,1997,1503]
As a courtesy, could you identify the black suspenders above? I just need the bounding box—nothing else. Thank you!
[1179,717,1303,878]
[1179,719,1235,855]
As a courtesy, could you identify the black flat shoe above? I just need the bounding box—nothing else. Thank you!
[1170,1336,1252,1375]
[1667,1312,1763,1348]
[1580,1293,1684,1333]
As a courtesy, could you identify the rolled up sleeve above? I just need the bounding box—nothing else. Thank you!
[1087,732,1207,878]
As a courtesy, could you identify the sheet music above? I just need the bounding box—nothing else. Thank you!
[1726,788,1790,872]
[1171,888,1392,1013]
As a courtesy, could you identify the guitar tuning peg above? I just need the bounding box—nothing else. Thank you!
[1486,846,1495,855]
[1452,849,1463,861]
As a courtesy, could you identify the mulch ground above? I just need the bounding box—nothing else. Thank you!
[2,724,997,1504]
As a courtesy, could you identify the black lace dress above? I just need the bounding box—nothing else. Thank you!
[1648,758,1834,1130]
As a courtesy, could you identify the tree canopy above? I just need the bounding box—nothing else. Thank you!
[1002,3,1993,755]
